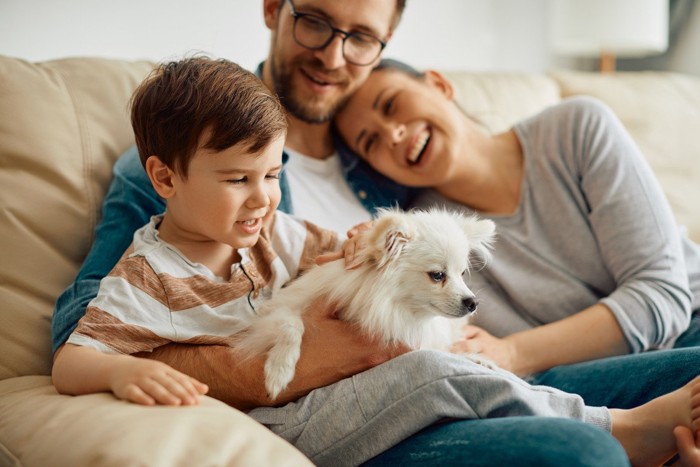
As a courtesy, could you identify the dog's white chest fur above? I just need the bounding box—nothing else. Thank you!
[235,208,496,400]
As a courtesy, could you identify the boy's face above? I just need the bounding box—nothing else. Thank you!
[167,135,285,250]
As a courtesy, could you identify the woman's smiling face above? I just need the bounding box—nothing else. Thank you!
[335,68,464,187]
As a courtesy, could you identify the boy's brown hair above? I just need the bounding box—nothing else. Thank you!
[130,56,287,177]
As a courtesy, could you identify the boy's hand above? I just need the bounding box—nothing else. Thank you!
[316,220,375,269]
[109,356,209,406]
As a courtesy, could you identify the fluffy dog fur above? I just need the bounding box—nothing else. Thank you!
[235,208,496,400]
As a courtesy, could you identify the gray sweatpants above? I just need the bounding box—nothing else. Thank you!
[247,350,611,467]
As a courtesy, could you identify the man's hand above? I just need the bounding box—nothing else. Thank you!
[278,297,409,403]
[451,325,518,373]
[140,296,409,411]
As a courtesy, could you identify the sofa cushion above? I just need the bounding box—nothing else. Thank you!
[549,70,700,242]
[0,376,312,466]
[0,56,154,379]
[442,71,562,133]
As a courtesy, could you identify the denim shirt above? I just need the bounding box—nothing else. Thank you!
[51,62,418,352]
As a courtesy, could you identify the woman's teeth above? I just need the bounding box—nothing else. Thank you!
[407,131,430,165]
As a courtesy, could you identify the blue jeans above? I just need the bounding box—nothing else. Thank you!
[364,418,628,466]
[531,314,700,408]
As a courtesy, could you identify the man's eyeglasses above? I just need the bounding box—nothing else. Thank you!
[286,0,386,66]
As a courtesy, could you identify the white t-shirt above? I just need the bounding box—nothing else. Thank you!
[283,147,370,234]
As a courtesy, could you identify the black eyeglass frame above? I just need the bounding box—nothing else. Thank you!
[285,0,387,66]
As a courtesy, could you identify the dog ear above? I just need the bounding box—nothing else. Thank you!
[367,212,414,269]
[461,216,496,263]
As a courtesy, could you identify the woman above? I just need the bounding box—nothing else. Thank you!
[333,59,700,411]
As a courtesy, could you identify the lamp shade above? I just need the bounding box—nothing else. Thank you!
[549,0,669,58]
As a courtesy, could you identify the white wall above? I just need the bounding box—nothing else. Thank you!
[0,0,696,74]
[0,0,553,72]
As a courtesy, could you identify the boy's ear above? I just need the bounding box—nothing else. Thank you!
[145,155,176,199]
[424,70,455,100]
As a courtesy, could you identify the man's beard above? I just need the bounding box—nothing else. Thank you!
[270,55,350,124]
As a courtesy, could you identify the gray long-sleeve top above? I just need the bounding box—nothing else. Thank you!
[417,97,700,352]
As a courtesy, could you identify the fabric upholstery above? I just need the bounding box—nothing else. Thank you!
[0,55,697,465]
[550,70,700,241]
[0,376,310,466]
[0,55,313,466]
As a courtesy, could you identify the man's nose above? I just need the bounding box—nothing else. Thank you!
[313,34,346,70]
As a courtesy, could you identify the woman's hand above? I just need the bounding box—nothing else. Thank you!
[451,325,518,373]
[316,220,375,269]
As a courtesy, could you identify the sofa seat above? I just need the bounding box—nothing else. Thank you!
[0,376,310,466]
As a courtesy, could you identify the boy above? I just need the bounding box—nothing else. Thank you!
[51,57,700,467]
[51,56,340,405]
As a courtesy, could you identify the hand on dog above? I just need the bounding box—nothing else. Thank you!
[451,325,518,373]
[316,220,375,269]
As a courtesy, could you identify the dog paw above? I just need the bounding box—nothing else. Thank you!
[265,374,289,401]
[264,341,302,401]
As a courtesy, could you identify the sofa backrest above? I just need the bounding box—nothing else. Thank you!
[0,56,154,379]
[445,69,700,243]
[442,71,562,133]
[549,70,700,243]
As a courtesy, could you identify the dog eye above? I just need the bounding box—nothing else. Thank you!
[428,271,446,282]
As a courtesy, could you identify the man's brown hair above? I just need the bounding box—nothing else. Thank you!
[276,0,407,32]
[130,56,287,177]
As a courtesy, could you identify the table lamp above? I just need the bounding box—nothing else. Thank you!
[548,0,669,72]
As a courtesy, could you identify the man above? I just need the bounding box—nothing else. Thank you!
[51,1,629,465]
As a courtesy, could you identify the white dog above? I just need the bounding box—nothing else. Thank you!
[235,208,496,400]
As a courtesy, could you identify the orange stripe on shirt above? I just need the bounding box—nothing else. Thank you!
[74,306,171,354]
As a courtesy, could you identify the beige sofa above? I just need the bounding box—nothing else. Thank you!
[1,55,698,466]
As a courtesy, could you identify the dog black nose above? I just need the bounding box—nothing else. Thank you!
[462,297,478,313]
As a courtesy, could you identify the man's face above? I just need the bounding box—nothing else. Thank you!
[265,0,396,124]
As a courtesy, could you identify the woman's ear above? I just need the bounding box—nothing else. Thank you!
[424,70,455,100]
[263,0,282,29]
[145,155,176,199]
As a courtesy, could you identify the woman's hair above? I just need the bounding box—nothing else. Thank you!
[372,58,483,129]
[373,58,424,78]
[130,56,287,177]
